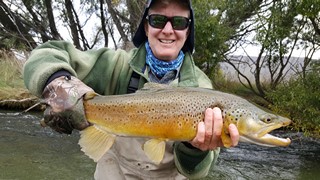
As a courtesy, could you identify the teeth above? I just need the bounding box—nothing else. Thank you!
[160,40,174,44]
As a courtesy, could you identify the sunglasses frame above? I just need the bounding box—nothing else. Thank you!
[146,14,191,30]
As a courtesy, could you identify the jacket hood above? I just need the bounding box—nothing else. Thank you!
[132,0,195,53]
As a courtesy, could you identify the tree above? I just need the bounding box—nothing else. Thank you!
[45,0,62,40]
[0,0,145,51]
[192,0,264,79]
[104,0,144,50]
[0,0,37,50]
[218,0,320,99]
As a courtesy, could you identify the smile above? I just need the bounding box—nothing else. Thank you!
[159,39,174,44]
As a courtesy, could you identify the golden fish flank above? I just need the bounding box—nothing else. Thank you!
[79,83,291,164]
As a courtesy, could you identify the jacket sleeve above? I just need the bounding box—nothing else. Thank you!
[174,142,220,179]
[23,40,132,96]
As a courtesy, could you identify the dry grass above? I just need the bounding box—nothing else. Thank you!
[0,50,25,88]
[0,50,37,110]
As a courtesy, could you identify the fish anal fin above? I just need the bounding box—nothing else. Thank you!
[143,139,166,164]
[79,125,115,162]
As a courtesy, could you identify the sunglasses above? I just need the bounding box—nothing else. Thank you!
[146,14,191,30]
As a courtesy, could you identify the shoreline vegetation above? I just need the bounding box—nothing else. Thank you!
[1,52,319,138]
[0,51,42,111]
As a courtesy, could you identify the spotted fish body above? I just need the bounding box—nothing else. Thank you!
[79,83,291,163]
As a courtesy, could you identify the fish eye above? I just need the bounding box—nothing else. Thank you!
[263,116,276,123]
[259,114,275,123]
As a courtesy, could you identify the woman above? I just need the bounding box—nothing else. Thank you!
[23,0,239,179]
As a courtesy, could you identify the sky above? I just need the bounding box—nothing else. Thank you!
[234,44,320,59]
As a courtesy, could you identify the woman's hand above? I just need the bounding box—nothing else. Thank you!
[42,76,93,134]
[190,107,239,151]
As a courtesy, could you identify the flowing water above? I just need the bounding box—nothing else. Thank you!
[1,110,319,180]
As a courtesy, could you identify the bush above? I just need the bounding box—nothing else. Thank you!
[266,68,320,137]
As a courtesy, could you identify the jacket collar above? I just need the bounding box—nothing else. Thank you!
[128,44,199,88]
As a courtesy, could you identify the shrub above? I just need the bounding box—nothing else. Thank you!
[266,68,320,137]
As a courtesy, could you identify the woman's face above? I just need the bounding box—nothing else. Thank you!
[145,2,190,61]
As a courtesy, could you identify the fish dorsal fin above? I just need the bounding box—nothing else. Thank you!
[143,139,166,164]
[136,82,171,93]
[143,82,169,89]
[79,125,116,162]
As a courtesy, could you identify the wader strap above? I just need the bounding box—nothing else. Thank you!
[127,71,140,94]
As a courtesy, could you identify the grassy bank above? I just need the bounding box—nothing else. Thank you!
[0,52,38,110]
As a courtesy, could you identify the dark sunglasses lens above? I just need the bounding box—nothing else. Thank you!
[149,15,167,29]
[148,15,189,30]
[172,17,189,30]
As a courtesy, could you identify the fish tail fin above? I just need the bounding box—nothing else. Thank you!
[79,125,115,162]
[143,139,166,164]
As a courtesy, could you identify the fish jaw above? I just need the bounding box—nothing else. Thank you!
[240,134,291,147]
[236,115,292,147]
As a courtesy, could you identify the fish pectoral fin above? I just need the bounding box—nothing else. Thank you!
[84,91,99,100]
[221,126,232,148]
[79,125,115,162]
[143,139,166,164]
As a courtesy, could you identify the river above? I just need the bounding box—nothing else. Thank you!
[1,110,319,180]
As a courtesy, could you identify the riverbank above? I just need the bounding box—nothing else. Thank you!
[0,87,40,110]
[0,52,42,111]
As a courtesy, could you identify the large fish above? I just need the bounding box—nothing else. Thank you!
[79,83,291,164]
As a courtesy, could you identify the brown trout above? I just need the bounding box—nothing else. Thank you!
[79,83,291,164]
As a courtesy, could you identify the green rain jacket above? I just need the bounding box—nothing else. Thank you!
[23,40,220,179]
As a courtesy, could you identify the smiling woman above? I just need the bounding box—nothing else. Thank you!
[22,0,240,179]
[140,0,191,61]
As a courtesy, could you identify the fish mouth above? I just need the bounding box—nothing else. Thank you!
[239,117,292,147]
[240,133,291,147]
